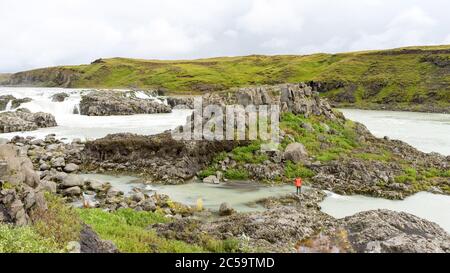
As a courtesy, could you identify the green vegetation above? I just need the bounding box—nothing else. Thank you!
[77,208,204,253]
[224,168,250,180]
[395,167,418,184]
[354,151,392,162]
[280,112,359,162]
[231,141,268,164]
[77,208,241,253]
[0,224,60,253]
[9,45,450,110]
[393,166,450,193]
[284,161,316,179]
[31,193,82,249]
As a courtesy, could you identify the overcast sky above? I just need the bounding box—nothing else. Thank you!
[1,0,449,72]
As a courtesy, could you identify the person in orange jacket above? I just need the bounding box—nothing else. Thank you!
[295,177,303,195]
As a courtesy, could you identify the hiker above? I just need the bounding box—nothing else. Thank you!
[295,177,303,195]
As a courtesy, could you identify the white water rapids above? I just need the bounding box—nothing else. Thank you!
[0,87,192,141]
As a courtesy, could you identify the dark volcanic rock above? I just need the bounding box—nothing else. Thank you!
[79,224,119,253]
[82,132,249,183]
[79,91,171,116]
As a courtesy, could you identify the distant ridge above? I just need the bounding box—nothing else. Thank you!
[3,45,450,113]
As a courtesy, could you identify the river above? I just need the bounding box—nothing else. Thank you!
[339,109,450,155]
[1,87,449,232]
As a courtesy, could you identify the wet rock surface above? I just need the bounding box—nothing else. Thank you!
[51,92,69,102]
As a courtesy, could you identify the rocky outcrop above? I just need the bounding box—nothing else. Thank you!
[51,92,69,102]
[166,96,195,109]
[79,91,171,116]
[82,132,249,184]
[79,224,119,253]
[202,83,336,119]
[283,142,308,163]
[0,144,48,226]
[0,109,57,133]
[0,95,32,111]
[341,210,450,253]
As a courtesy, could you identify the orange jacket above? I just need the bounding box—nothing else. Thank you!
[295,178,302,187]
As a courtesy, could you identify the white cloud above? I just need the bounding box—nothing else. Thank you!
[236,0,304,35]
[0,0,449,72]
[350,6,440,51]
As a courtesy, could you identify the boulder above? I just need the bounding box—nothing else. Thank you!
[86,180,106,191]
[203,175,220,184]
[79,224,119,253]
[0,144,39,187]
[219,202,235,216]
[64,163,79,173]
[301,122,314,132]
[61,174,84,188]
[283,142,308,163]
[51,157,65,168]
[131,192,145,202]
[39,180,57,193]
[63,186,81,196]
[0,144,47,226]
[51,92,69,102]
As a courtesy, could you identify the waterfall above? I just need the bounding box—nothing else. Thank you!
[4,100,12,111]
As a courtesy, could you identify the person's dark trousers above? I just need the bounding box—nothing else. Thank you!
[296,186,301,194]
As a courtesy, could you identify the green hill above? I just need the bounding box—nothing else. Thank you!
[4,45,450,112]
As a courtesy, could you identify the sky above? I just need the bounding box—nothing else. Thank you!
[1,0,449,72]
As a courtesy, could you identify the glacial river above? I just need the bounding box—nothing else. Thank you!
[1,87,449,232]
[339,109,450,155]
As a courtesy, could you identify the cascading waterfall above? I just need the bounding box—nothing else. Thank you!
[0,87,192,141]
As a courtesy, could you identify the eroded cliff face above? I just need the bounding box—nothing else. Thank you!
[5,67,79,87]
[202,83,336,119]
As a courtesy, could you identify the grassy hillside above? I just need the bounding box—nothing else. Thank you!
[5,45,450,112]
